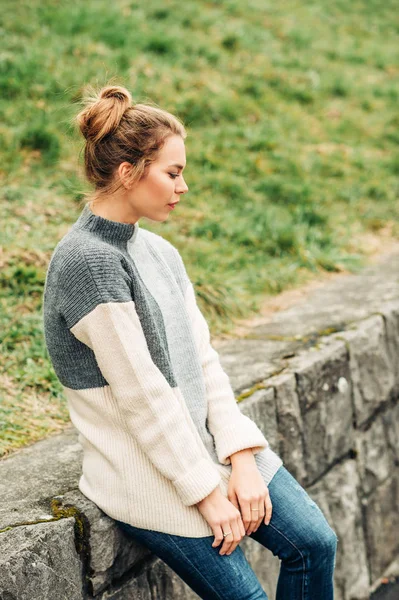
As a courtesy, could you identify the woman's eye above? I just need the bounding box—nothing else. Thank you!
[169,173,179,179]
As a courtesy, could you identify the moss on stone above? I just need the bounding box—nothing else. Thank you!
[50,498,86,553]
[0,517,57,533]
[50,498,94,595]
[236,381,267,403]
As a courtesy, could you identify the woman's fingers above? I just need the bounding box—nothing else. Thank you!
[254,488,272,532]
[238,514,246,538]
[254,498,265,532]
[220,520,234,555]
[219,515,243,555]
[265,490,273,525]
[212,524,224,548]
[246,509,258,535]
[244,498,260,535]
[238,498,253,534]
[235,488,266,535]
[247,489,272,534]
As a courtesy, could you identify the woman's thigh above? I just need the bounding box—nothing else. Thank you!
[249,464,338,563]
[115,519,268,600]
[114,466,337,599]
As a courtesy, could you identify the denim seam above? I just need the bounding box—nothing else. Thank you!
[266,521,307,600]
[166,534,225,600]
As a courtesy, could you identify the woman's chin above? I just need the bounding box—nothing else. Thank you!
[145,213,170,224]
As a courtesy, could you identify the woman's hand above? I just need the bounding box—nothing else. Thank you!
[228,451,272,535]
[196,486,246,556]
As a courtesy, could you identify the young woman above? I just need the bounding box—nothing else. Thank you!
[43,85,338,599]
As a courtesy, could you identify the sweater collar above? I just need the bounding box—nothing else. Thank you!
[75,202,140,244]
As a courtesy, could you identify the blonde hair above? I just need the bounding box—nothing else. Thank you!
[75,84,187,197]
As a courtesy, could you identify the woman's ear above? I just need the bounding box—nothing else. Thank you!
[118,162,134,189]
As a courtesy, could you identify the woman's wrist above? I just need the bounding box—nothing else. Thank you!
[196,484,222,506]
[229,448,257,468]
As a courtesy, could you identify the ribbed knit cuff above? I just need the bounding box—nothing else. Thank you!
[257,447,284,482]
[214,415,269,466]
[173,457,222,506]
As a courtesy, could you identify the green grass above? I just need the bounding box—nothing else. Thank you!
[1,0,398,456]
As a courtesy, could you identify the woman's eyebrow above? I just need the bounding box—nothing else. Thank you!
[168,163,185,169]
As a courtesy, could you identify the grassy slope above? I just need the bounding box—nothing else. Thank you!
[0,0,398,456]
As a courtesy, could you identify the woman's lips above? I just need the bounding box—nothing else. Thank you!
[167,202,179,209]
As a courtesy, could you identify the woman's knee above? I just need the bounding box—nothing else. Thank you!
[307,522,338,562]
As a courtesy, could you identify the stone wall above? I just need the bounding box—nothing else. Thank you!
[1,252,398,600]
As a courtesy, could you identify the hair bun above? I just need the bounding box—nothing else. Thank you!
[77,85,133,143]
[99,85,132,106]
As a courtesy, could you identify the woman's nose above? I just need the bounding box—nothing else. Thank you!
[177,176,188,194]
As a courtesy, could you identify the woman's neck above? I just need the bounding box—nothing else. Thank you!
[89,195,139,225]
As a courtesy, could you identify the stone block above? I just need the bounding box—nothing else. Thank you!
[355,415,396,495]
[335,316,395,427]
[240,386,279,450]
[288,338,350,411]
[362,468,399,582]
[0,518,83,600]
[379,301,399,397]
[288,339,354,482]
[381,400,399,465]
[96,567,153,599]
[0,425,82,531]
[308,459,369,600]
[267,372,307,484]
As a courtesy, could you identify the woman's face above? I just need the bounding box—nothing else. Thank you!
[126,134,189,222]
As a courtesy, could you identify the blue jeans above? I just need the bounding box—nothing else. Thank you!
[115,465,338,599]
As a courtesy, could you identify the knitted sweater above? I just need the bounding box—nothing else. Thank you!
[43,202,283,537]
